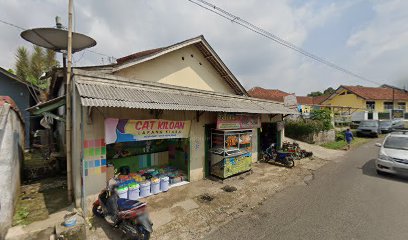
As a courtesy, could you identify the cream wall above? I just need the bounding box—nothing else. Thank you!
[114,45,236,94]
[323,90,366,111]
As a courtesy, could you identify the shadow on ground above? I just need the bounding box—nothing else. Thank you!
[361,159,408,183]
[88,217,124,240]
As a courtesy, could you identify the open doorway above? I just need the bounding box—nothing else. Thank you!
[260,123,280,153]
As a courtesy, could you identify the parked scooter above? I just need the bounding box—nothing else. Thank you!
[93,185,153,240]
[260,143,295,168]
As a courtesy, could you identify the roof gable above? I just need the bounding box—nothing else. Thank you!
[113,36,247,95]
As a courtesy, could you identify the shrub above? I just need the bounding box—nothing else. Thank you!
[335,131,345,141]
[285,119,324,139]
[310,109,333,131]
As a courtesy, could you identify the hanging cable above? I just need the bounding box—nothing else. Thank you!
[187,0,382,86]
[0,18,117,64]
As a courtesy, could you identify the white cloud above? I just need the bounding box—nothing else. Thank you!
[346,0,408,87]
[2,0,407,94]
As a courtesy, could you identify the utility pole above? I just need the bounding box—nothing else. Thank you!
[66,0,73,202]
[392,87,395,120]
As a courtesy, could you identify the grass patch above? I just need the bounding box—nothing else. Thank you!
[12,176,70,226]
[13,207,30,226]
[321,137,371,150]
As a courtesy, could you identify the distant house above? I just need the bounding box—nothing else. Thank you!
[322,85,408,120]
[0,67,39,147]
[248,87,328,114]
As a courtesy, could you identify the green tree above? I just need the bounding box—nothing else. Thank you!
[307,87,335,97]
[307,91,323,97]
[323,87,335,95]
[15,46,59,89]
[310,108,333,130]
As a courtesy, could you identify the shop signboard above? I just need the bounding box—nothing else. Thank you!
[105,118,191,144]
[216,113,260,130]
[284,94,297,108]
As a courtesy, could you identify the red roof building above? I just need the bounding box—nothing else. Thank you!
[248,87,328,105]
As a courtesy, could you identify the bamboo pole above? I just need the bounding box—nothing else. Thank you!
[66,0,73,202]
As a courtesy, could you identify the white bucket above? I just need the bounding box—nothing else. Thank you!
[151,181,160,195]
[128,186,140,200]
[160,176,170,192]
[117,187,128,199]
[140,181,151,198]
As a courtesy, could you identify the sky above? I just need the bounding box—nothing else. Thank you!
[1,0,408,95]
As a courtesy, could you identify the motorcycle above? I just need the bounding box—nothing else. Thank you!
[93,186,153,240]
[260,143,295,168]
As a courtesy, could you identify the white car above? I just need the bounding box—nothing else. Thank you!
[376,131,408,176]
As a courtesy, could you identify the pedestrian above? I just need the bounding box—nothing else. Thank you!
[345,128,354,150]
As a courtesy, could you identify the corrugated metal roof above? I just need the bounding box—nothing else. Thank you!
[74,73,297,115]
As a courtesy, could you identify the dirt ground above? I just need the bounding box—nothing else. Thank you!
[12,176,70,226]
[148,158,329,240]
[87,142,343,240]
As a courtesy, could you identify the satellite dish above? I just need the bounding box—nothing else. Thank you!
[21,28,96,53]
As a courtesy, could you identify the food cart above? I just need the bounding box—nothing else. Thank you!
[209,129,252,179]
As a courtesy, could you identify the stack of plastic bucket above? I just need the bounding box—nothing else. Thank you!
[128,181,140,200]
[160,176,170,192]
[117,184,129,199]
[139,181,151,198]
[151,177,161,195]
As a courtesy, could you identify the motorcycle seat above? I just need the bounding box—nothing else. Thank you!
[117,199,146,211]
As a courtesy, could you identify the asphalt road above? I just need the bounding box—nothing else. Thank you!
[206,139,408,240]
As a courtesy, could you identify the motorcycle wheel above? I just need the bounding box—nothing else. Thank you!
[131,229,150,240]
[140,230,150,240]
[92,204,104,218]
[285,157,295,168]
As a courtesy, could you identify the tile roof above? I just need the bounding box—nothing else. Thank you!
[342,85,408,100]
[311,95,330,105]
[296,96,313,105]
[248,86,328,105]
[73,70,297,115]
[247,87,291,102]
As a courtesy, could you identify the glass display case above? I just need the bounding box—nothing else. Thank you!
[209,129,253,179]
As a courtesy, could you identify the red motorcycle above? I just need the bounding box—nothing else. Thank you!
[93,187,153,240]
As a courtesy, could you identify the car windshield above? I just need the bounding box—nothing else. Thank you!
[379,121,392,127]
[359,121,378,127]
[383,136,408,150]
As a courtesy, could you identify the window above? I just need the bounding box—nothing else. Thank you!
[366,101,375,111]
[397,102,406,110]
[384,102,393,111]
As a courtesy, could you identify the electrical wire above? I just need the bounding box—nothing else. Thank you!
[187,0,382,85]
[0,18,117,63]
[0,19,25,31]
